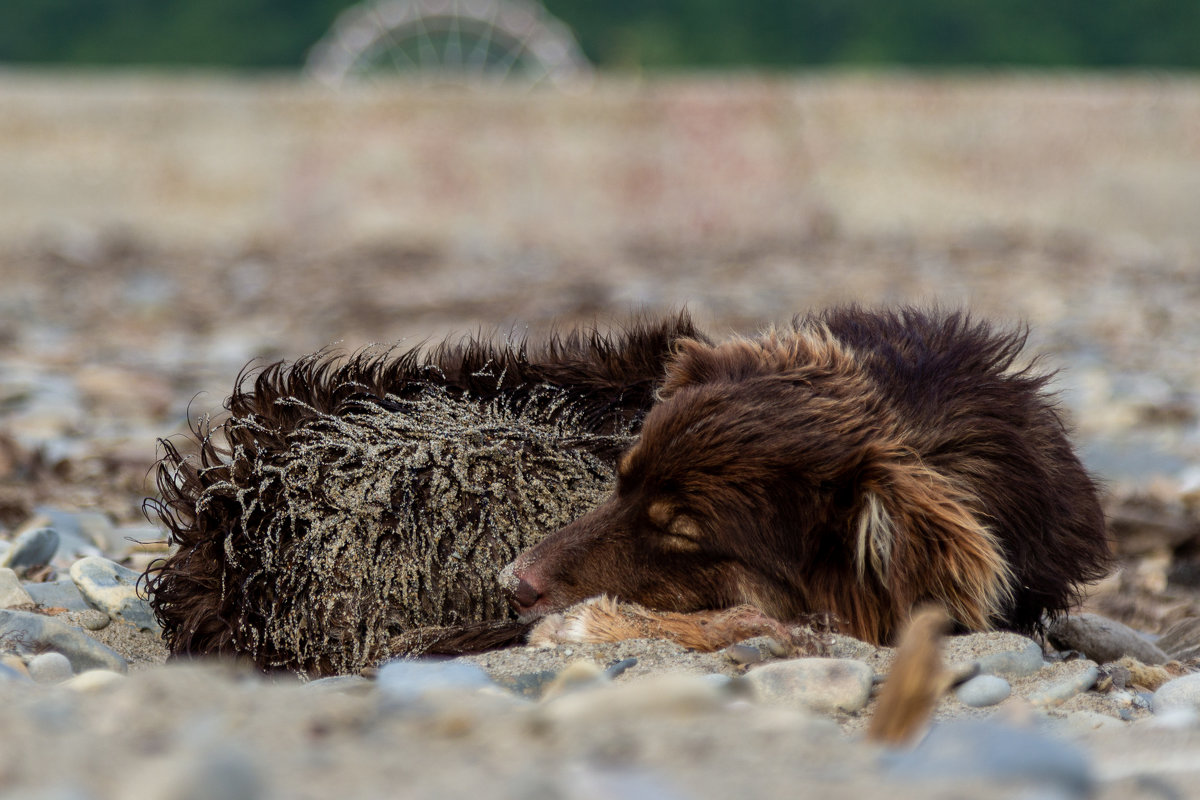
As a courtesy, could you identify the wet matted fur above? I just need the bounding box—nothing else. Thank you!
[145,313,705,676]
[506,307,1113,645]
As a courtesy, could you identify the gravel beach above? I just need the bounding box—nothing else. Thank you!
[3,73,1200,798]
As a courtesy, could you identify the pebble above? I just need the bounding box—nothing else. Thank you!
[746,657,874,714]
[955,674,1011,707]
[1048,613,1168,665]
[0,527,60,569]
[1152,673,1200,715]
[0,608,127,674]
[975,640,1045,678]
[0,567,33,607]
[69,556,161,634]
[1028,663,1100,709]
[604,657,638,679]
[376,659,494,705]
[23,578,93,612]
[724,643,763,666]
[75,609,111,631]
[885,718,1094,797]
[28,651,75,684]
[61,669,125,693]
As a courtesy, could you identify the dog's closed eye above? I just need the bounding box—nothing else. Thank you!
[662,515,703,551]
[646,500,703,551]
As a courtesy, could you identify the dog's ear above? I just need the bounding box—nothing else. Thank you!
[850,452,1014,632]
[660,338,775,398]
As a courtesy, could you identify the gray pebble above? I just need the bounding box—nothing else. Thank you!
[1048,613,1168,665]
[1028,663,1100,709]
[725,644,763,666]
[1152,672,1200,715]
[0,608,127,674]
[0,567,33,608]
[23,578,92,612]
[1,527,59,569]
[746,657,874,714]
[75,609,111,631]
[376,659,494,705]
[976,640,1045,677]
[604,657,638,679]
[28,652,74,684]
[69,556,161,634]
[955,674,1011,707]
[885,718,1094,797]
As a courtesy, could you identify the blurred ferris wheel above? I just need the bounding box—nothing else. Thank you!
[305,0,592,88]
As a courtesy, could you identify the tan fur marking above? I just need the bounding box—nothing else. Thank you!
[647,499,674,528]
[616,447,638,479]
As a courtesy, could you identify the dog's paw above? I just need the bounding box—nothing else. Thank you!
[527,596,628,646]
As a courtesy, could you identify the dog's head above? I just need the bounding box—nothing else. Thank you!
[502,332,1012,642]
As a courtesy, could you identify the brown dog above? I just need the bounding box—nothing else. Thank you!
[504,307,1111,645]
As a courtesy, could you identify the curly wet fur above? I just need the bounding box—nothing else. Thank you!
[144,313,705,675]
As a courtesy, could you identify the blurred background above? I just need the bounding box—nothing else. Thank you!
[1,0,1199,592]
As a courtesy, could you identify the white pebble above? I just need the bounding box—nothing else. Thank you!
[28,651,74,684]
[62,669,125,692]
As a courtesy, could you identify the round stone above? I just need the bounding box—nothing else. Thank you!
[76,609,111,630]
[955,674,1011,708]
[975,640,1045,678]
[28,651,73,684]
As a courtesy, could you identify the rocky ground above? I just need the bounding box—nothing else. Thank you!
[3,73,1200,798]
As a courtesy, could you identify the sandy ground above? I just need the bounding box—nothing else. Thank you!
[2,72,1200,797]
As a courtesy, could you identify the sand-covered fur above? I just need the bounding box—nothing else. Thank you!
[145,314,703,675]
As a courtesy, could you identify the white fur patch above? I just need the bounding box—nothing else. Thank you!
[855,491,893,583]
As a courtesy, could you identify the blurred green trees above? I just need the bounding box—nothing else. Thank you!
[1,0,1197,69]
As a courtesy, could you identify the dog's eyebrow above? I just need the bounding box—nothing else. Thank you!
[647,500,673,527]
[617,446,640,479]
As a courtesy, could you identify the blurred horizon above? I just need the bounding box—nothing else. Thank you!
[2,0,1199,72]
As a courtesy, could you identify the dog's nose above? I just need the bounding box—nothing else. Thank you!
[512,577,541,610]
